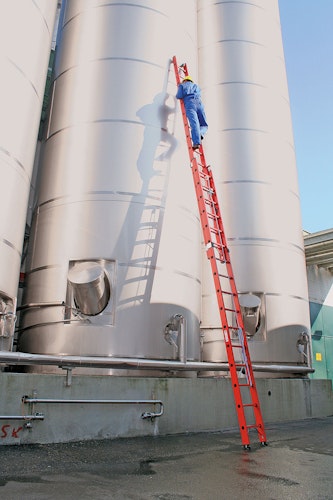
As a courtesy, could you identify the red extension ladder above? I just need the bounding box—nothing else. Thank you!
[172,56,267,449]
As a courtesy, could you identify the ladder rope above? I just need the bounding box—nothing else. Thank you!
[172,56,267,448]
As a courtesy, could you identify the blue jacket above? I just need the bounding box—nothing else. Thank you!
[176,79,208,145]
[176,81,202,102]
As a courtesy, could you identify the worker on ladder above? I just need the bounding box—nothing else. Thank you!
[176,75,208,150]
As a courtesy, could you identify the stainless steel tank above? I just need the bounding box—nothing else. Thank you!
[198,0,311,367]
[18,0,201,371]
[0,0,58,350]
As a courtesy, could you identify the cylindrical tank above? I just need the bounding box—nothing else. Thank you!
[0,0,58,349]
[18,0,201,371]
[198,0,311,366]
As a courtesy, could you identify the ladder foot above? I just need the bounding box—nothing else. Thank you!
[243,444,251,451]
[260,441,268,447]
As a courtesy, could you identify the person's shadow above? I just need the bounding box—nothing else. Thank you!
[113,92,178,308]
[136,92,177,184]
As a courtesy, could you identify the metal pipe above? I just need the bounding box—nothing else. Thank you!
[22,396,163,419]
[179,315,187,363]
[17,302,65,311]
[0,414,44,420]
[0,351,314,373]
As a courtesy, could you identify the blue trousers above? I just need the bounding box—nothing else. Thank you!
[184,97,208,145]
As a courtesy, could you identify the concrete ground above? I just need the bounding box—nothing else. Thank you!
[0,416,332,500]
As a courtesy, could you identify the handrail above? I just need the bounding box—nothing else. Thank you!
[22,396,164,420]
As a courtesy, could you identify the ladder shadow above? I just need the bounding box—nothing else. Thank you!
[114,66,178,309]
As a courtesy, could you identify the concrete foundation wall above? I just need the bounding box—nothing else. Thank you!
[0,373,332,445]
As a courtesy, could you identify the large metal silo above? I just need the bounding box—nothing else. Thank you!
[0,0,58,350]
[198,0,311,368]
[18,0,201,371]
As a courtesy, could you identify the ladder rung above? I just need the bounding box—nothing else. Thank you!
[216,256,226,264]
[204,193,217,202]
[202,195,213,202]
[203,196,216,204]
[198,171,208,179]
[205,201,217,208]
[206,213,219,221]
[208,220,221,228]
[213,254,226,262]
[206,214,220,223]
[206,234,222,243]
[211,238,222,246]
[205,206,217,213]
[206,201,220,210]
[209,223,222,231]
[209,229,222,238]
[218,290,233,296]
[203,195,216,203]
[211,229,223,238]
[201,186,211,194]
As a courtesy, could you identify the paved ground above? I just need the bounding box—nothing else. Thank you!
[0,417,332,499]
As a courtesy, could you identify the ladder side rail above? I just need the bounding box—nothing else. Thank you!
[201,167,245,333]
[190,144,253,447]
[199,155,267,445]
[205,168,251,344]
[197,184,252,445]
[207,168,258,390]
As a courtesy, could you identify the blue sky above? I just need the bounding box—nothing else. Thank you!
[279,0,333,233]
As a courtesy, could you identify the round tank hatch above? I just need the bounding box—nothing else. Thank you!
[239,294,261,337]
[68,261,110,316]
